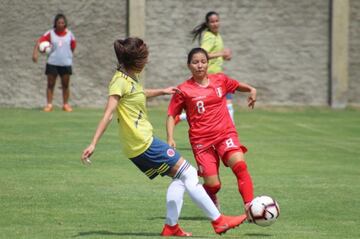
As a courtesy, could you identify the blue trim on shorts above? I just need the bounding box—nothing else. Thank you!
[129,137,181,179]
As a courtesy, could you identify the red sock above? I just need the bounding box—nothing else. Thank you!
[231,161,254,204]
[203,183,221,205]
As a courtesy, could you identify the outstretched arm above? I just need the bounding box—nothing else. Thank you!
[236,83,257,109]
[81,95,119,164]
[144,87,178,98]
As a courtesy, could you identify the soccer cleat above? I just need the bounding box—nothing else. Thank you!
[174,115,181,125]
[160,224,192,237]
[62,104,73,112]
[211,214,247,235]
[244,202,253,223]
[43,104,53,112]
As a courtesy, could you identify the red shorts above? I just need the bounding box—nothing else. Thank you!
[193,132,247,177]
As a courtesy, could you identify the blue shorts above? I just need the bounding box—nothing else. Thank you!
[226,93,233,100]
[130,137,181,179]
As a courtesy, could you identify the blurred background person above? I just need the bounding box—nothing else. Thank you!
[32,13,76,112]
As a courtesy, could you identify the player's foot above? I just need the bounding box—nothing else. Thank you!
[62,104,73,112]
[160,224,192,237]
[43,104,53,112]
[244,202,252,223]
[211,214,247,235]
[174,115,181,125]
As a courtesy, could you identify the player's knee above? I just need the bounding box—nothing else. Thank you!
[203,183,221,195]
[231,160,248,174]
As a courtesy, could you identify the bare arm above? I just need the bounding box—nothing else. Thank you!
[236,82,257,109]
[144,87,178,98]
[166,115,177,148]
[32,40,40,63]
[81,95,119,164]
[207,48,232,61]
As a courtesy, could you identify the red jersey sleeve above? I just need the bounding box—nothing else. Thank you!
[70,32,76,51]
[168,90,185,117]
[222,73,240,94]
[38,31,51,43]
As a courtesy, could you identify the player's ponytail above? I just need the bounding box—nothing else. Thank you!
[191,11,219,43]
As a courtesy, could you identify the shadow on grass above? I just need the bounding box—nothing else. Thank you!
[73,231,159,237]
[245,233,273,237]
[74,230,210,238]
[148,216,208,221]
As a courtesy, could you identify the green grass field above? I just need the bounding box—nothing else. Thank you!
[1,107,359,239]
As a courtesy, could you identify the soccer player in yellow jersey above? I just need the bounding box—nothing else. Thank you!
[176,11,235,124]
[81,37,247,236]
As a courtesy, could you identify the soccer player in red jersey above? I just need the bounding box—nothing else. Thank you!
[167,47,256,212]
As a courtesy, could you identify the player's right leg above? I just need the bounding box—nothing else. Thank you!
[44,73,57,112]
[194,147,222,208]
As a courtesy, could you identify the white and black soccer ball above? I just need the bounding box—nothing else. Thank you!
[247,195,280,227]
[38,41,52,55]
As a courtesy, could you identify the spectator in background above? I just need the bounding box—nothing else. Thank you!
[32,13,76,112]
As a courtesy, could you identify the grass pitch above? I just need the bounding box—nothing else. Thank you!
[0,106,359,239]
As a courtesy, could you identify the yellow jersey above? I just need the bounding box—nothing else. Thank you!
[201,30,224,74]
[108,71,153,158]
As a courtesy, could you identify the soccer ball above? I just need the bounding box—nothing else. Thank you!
[247,195,280,227]
[38,41,52,55]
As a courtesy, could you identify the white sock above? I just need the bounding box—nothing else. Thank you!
[227,103,234,122]
[179,112,187,121]
[165,179,185,226]
[175,161,221,221]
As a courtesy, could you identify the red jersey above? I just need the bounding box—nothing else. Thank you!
[39,29,76,51]
[168,73,240,151]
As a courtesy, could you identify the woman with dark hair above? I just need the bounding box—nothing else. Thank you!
[81,38,247,237]
[32,13,76,112]
[167,47,256,213]
[176,11,235,123]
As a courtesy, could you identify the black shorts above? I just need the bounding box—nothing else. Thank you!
[45,64,72,76]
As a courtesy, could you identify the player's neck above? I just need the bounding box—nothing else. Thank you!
[193,76,209,86]
[119,67,139,82]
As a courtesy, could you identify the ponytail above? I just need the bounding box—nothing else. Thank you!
[191,22,207,43]
[190,11,219,43]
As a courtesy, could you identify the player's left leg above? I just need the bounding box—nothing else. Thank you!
[194,148,221,209]
[225,151,254,205]
[216,134,254,206]
[59,66,73,112]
